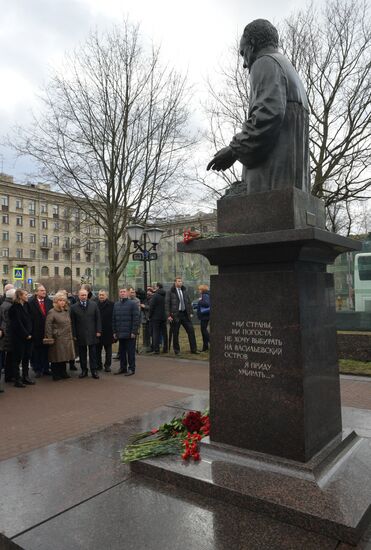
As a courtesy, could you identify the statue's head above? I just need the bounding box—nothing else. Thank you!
[240,19,279,70]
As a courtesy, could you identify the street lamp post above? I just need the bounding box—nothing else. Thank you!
[126,224,164,350]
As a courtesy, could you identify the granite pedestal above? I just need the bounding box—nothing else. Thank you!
[132,190,371,544]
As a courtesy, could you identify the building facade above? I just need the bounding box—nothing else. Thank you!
[0,174,108,292]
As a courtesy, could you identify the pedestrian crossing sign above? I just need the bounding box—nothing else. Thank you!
[13,267,24,280]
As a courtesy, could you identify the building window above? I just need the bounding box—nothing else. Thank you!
[29,200,36,214]
[3,264,9,274]
[1,196,9,206]
[2,231,9,241]
[64,267,71,276]
[30,266,36,276]
[53,236,59,246]
[16,249,23,259]
[63,252,70,261]
[2,214,8,224]
[76,253,80,261]
[16,232,23,242]
[16,216,23,226]
[54,252,59,261]
[2,248,9,257]
[86,254,91,263]
[76,267,80,276]
[30,218,36,228]
[41,266,49,276]
[53,205,59,215]
[41,219,48,229]
[54,266,59,276]
[42,235,48,246]
[16,199,23,209]
[64,221,70,232]
[53,221,59,231]
[30,249,36,259]
[30,234,36,243]
[41,250,49,260]
[41,203,47,214]
[85,267,92,277]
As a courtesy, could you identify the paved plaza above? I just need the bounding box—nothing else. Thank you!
[0,357,370,549]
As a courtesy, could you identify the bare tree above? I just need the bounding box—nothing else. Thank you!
[281,0,371,212]
[202,0,371,231]
[12,22,196,297]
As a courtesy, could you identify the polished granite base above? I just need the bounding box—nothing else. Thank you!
[131,429,371,545]
[1,400,370,549]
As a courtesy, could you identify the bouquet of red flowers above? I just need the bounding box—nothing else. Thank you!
[121,409,210,463]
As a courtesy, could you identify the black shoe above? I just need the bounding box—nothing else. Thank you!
[104,367,111,372]
[35,372,43,378]
[174,350,180,355]
[124,369,135,376]
[44,371,52,376]
[79,371,88,378]
[22,377,35,385]
[114,369,127,375]
[60,373,71,379]
[191,351,200,354]
[69,365,78,371]
[52,376,62,381]
[14,381,26,388]
[96,366,103,371]
[91,372,99,379]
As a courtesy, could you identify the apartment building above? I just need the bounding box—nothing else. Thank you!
[0,174,108,292]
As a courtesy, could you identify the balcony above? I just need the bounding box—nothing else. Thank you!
[53,213,59,219]
[40,242,52,249]
[1,205,8,212]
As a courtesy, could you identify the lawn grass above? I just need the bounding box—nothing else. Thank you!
[339,359,371,377]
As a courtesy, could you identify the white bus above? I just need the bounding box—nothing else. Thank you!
[354,253,371,311]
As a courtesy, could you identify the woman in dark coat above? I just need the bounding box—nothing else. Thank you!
[8,288,34,387]
[197,284,210,352]
[44,292,76,381]
[0,288,16,387]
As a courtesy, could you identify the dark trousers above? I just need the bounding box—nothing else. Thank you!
[96,342,112,368]
[4,351,13,381]
[119,338,136,372]
[200,319,210,351]
[78,344,97,373]
[152,320,168,353]
[12,339,33,380]
[172,312,197,353]
[51,362,67,380]
[31,345,50,374]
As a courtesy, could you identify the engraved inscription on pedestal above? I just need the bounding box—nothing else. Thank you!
[223,320,282,380]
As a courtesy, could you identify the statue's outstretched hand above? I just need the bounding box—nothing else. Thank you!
[207,146,236,171]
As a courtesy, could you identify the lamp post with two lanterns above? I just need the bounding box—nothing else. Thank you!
[126,224,164,351]
[126,224,164,293]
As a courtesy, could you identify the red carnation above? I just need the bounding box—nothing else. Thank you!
[182,411,203,433]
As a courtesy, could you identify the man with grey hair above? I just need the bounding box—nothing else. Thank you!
[207,19,310,195]
[29,285,53,377]
[0,283,14,306]
[96,289,114,372]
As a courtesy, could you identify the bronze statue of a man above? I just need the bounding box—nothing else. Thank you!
[207,19,310,195]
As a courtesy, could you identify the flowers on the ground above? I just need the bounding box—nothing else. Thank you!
[121,409,210,463]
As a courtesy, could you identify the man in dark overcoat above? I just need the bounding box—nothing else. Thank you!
[149,283,168,354]
[29,285,53,377]
[112,288,140,376]
[96,289,114,372]
[70,288,102,379]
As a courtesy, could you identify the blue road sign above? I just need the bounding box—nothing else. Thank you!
[13,268,24,280]
[27,278,33,284]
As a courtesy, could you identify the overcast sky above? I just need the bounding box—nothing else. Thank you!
[0,0,305,181]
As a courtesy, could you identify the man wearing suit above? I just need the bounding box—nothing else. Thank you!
[166,276,198,355]
[29,285,53,377]
[70,288,102,379]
